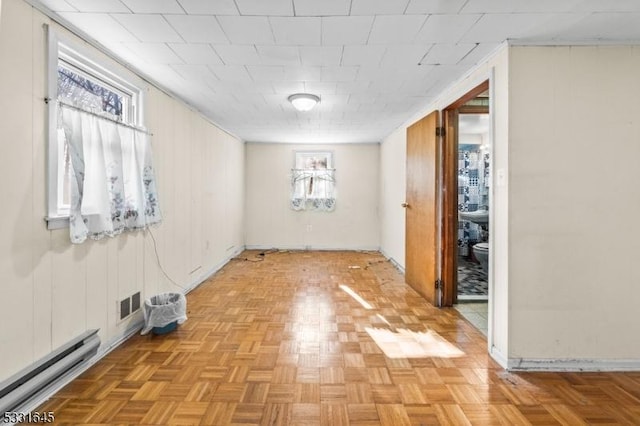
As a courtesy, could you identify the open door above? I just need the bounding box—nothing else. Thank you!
[442,80,490,306]
[405,111,442,305]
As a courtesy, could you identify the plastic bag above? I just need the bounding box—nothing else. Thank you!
[141,292,187,335]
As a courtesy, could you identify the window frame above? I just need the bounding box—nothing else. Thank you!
[45,27,145,229]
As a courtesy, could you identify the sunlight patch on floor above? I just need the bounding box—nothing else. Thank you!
[365,327,465,359]
[339,284,373,310]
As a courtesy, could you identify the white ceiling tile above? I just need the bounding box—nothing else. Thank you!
[171,63,217,83]
[368,77,406,93]
[122,42,184,63]
[213,45,261,65]
[176,0,238,14]
[380,44,430,67]
[460,0,519,14]
[420,43,476,64]
[342,45,386,66]
[246,65,287,81]
[462,0,583,14]
[120,0,183,13]
[58,12,137,42]
[38,0,77,12]
[321,66,359,82]
[128,63,184,85]
[460,13,555,42]
[112,14,182,42]
[415,14,481,43]
[513,0,582,13]
[64,0,128,12]
[304,82,338,94]
[321,16,374,45]
[271,81,306,94]
[456,42,500,65]
[99,40,142,64]
[218,16,275,44]
[257,46,301,66]
[574,0,640,12]
[209,65,253,82]
[169,43,223,64]
[336,81,371,93]
[355,66,389,81]
[551,12,640,40]
[299,46,343,66]
[235,0,293,16]
[284,66,322,81]
[419,64,467,87]
[405,0,467,14]
[47,0,640,144]
[349,93,380,104]
[210,80,274,94]
[368,15,427,44]
[350,0,410,15]
[518,12,589,40]
[270,17,321,45]
[164,15,228,43]
[293,0,350,16]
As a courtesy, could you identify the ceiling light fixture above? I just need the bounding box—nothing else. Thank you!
[288,93,320,112]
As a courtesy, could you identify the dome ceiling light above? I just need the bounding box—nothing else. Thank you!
[288,93,320,112]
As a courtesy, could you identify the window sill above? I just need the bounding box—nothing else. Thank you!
[45,216,69,230]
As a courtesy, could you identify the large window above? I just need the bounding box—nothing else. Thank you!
[46,27,144,229]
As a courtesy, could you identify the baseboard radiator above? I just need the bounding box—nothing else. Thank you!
[0,330,100,415]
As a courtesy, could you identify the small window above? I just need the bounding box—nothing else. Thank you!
[46,27,144,229]
[291,151,336,211]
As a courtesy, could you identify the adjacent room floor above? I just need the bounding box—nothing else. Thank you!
[457,256,488,301]
[453,302,488,337]
[38,251,640,425]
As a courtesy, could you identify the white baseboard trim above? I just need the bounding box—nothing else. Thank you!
[244,245,381,252]
[184,245,245,295]
[490,346,508,369]
[379,249,405,274]
[508,358,640,372]
[15,246,245,419]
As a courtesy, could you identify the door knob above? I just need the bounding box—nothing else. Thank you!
[401,203,410,208]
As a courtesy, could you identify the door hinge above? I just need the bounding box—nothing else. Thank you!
[435,279,443,290]
[436,126,445,137]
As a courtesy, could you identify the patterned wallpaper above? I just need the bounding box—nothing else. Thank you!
[458,145,490,257]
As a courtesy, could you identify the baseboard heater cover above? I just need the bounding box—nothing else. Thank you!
[0,329,100,415]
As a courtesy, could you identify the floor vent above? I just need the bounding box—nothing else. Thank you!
[0,330,100,415]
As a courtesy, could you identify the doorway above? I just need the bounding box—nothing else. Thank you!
[404,80,491,314]
[443,81,491,335]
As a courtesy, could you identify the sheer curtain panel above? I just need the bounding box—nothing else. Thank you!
[59,106,161,243]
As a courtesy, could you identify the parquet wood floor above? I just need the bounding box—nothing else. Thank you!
[36,251,640,425]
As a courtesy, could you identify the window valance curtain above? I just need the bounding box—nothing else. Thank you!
[58,106,161,243]
[290,168,336,212]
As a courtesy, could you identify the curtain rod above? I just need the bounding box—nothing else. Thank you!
[46,98,153,136]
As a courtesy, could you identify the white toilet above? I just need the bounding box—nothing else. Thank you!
[472,242,489,274]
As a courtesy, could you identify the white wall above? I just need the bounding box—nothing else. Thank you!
[379,128,406,268]
[0,0,244,381]
[508,45,640,366]
[245,143,379,250]
[379,45,510,366]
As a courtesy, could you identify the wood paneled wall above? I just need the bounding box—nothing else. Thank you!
[0,0,245,381]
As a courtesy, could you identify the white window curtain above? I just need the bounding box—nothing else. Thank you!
[290,169,336,211]
[59,105,161,243]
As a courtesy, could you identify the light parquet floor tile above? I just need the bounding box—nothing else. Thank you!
[31,251,640,425]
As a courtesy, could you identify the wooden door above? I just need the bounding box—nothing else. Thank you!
[405,111,440,305]
[441,80,490,306]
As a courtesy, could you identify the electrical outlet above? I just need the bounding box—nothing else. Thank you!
[306,224,312,232]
